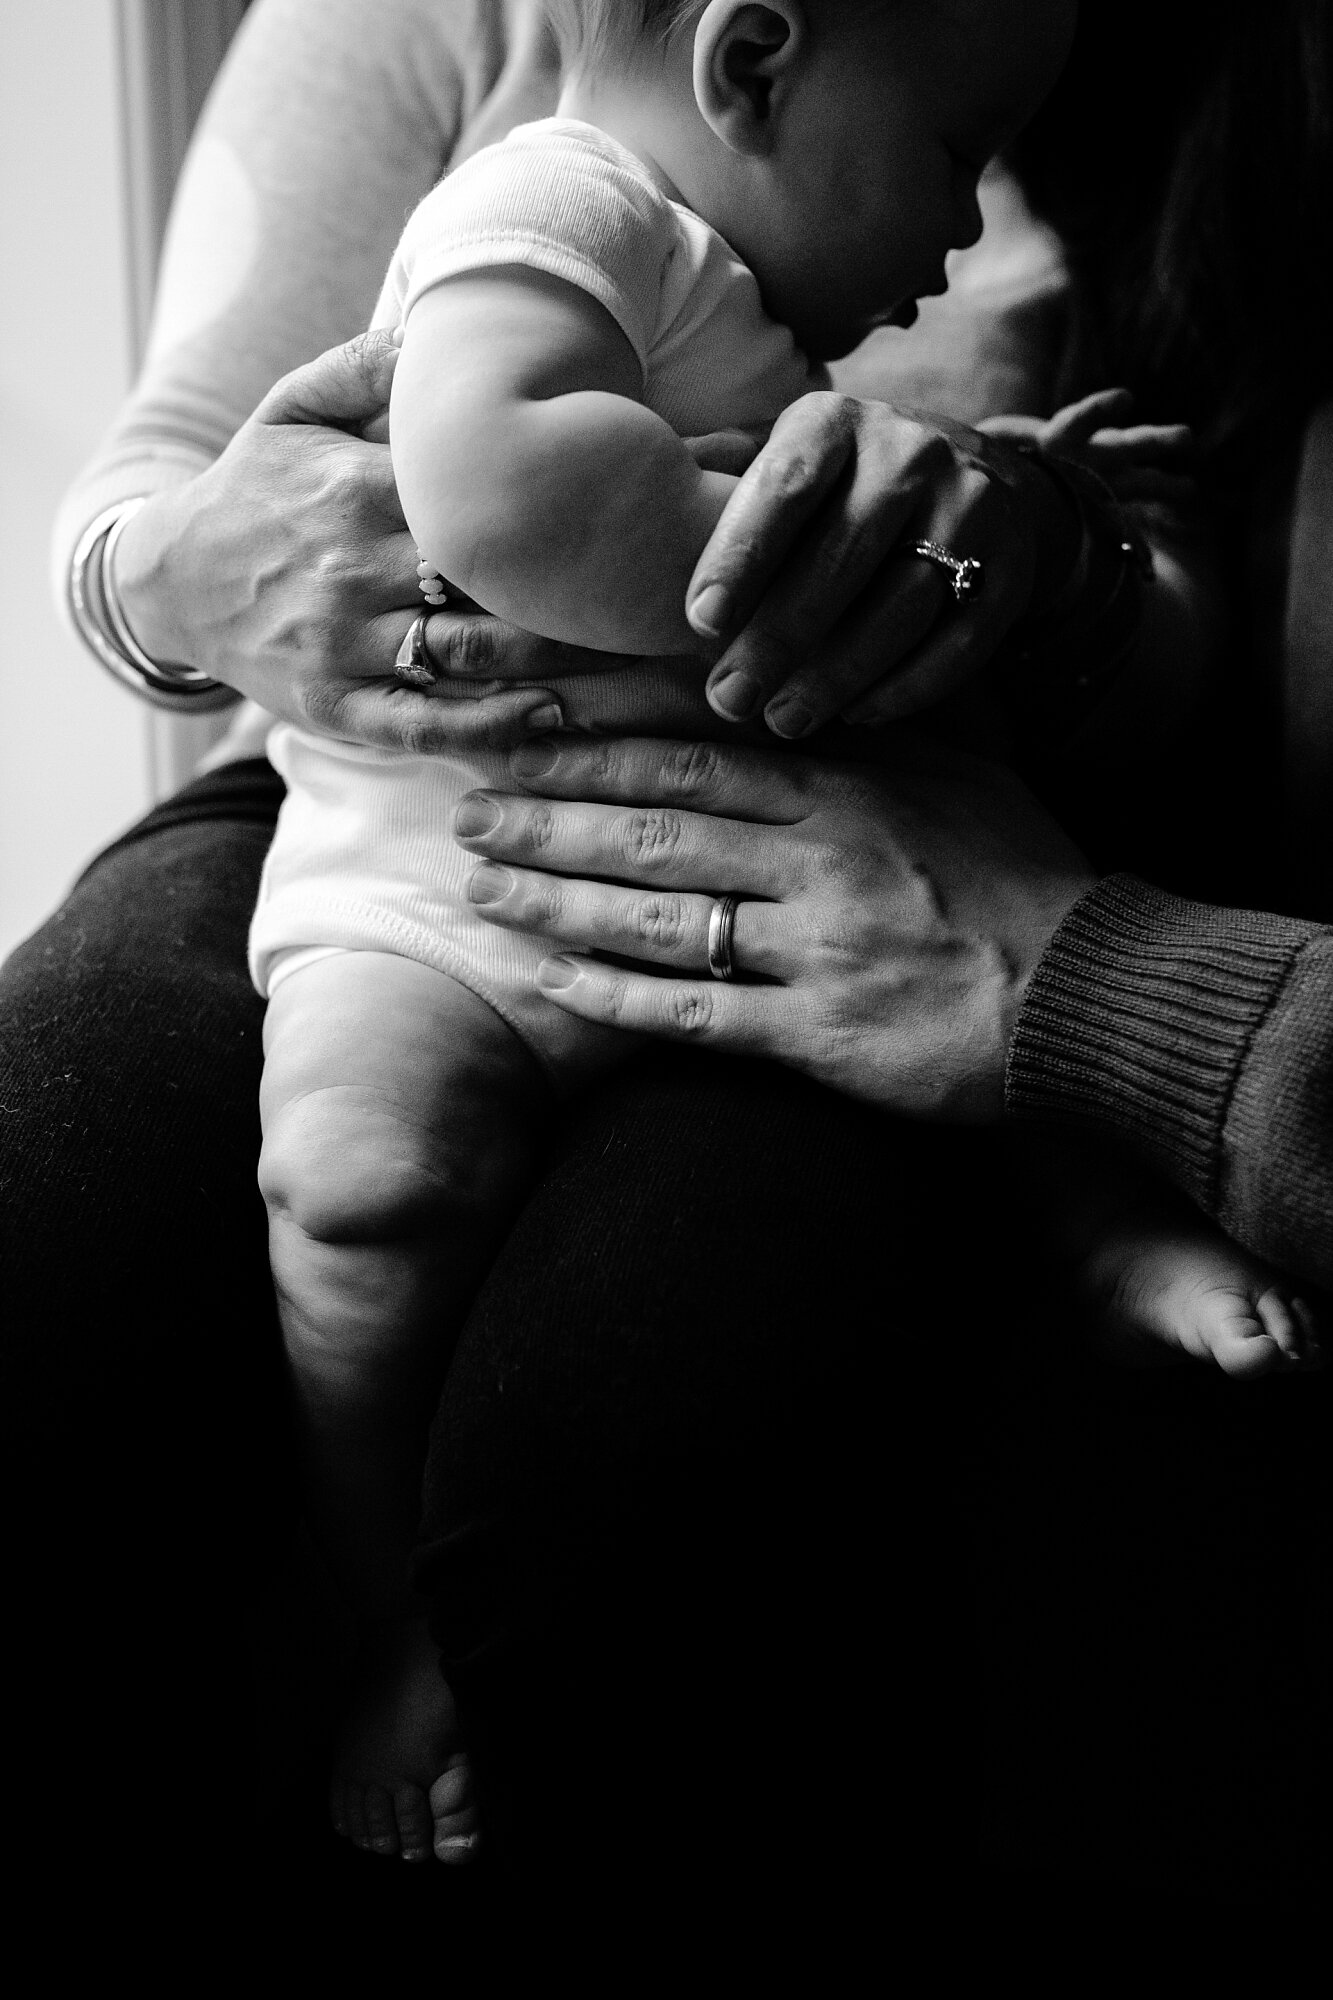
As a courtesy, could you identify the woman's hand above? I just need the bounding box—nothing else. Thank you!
[679,391,1082,741]
[109,329,599,754]
[453,732,1095,1121]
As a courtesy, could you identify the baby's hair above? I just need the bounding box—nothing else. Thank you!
[545,1,891,73]
[545,1,705,72]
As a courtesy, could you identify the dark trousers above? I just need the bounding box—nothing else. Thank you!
[2,762,1327,1926]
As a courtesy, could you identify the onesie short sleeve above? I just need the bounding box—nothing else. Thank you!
[379,119,680,380]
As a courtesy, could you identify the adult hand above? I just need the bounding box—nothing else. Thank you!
[679,391,1081,741]
[453,733,1095,1121]
[110,329,588,754]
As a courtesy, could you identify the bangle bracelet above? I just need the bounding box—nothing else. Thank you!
[68,499,234,712]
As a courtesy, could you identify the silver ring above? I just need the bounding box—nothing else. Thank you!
[395,612,442,688]
[908,539,984,603]
[707,894,740,981]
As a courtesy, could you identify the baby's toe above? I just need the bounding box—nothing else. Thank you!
[363,1781,400,1856]
[1200,1291,1292,1380]
[394,1784,433,1863]
[430,1754,480,1864]
[1258,1289,1323,1370]
[1255,1288,1306,1366]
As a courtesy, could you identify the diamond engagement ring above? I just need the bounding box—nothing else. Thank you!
[707,894,740,981]
[907,540,984,603]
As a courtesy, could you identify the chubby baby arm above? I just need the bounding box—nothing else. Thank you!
[391,268,738,656]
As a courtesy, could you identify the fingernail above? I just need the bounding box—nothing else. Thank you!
[689,583,731,636]
[525,702,563,734]
[767,700,814,739]
[468,864,511,905]
[511,736,560,778]
[436,1834,481,1858]
[454,796,500,839]
[538,956,579,990]
[709,669,761,720]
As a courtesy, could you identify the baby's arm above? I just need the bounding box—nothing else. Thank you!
[391,268,738,655]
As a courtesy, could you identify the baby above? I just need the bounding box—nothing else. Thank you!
[250,0,1313,1863]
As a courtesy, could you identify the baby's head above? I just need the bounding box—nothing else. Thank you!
[550,1,1075,359]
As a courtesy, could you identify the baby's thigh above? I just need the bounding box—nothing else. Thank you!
[259,950,546,1245]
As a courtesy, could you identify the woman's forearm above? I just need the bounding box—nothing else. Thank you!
[1007,876,1333,1289]
[52,0,477,634]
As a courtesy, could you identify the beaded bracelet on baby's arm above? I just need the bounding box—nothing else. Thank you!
[994,448,1156,751]
[68,497,236,712]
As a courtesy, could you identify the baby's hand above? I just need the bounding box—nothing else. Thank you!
[981,388,1195,511]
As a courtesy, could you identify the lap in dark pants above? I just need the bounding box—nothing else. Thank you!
[2,759,1327,1921]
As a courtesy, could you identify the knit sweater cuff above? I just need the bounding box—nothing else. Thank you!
[1006,875,1321,1212]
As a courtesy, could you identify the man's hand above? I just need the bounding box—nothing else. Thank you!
[452,730,1095,1121]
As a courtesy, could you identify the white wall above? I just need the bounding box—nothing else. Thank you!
[0,1,151,964]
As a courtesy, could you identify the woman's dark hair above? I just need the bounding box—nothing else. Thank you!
[1011,0,1333,497]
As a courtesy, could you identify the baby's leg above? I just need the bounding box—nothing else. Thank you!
[259,950,547,1859]
[1023,1136,1321,1379]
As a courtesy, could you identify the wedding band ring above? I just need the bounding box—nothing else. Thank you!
[707,894,740,981]
[395,612,442,688]
[908,540,984,603]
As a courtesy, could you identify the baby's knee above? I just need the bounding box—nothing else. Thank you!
[260,1087,471,1248]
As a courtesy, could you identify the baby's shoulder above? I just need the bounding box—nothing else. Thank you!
[403,117,681,268]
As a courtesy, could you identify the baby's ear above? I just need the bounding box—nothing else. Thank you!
[693,0,806,157]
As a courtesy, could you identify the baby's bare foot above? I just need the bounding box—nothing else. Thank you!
[328,1617,479,1863]
[1079,1223,1321,1380]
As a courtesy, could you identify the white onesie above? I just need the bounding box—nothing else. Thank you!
[249,119,823,1086]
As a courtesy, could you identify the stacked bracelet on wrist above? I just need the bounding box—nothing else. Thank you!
[68,498,234,712]
[996,448,1155,750]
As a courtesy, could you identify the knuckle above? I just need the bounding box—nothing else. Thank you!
[659,739,721,799]
[802,837,856,890]
[622,808,683,867]
[586,738,620,785]
[807,902,873,975]
[308,541,352,597]
[602,975,633,1025]
[525,802,556,853]
[634,894,687,950]
[664,985,714,1034]
[434,618,499,678]
[754,448,819,501]
[518,878,561,928]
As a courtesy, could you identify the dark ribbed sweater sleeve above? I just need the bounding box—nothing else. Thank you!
[1006,876,1333,1290]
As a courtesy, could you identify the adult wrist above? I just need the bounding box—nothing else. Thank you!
[68,497,234,712]
[993,449,1154,750]
[1006,874,1321,1213]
